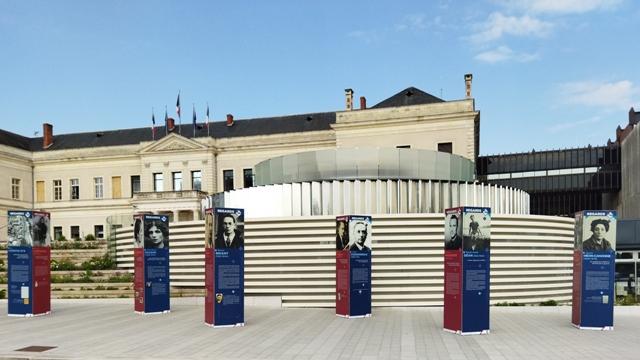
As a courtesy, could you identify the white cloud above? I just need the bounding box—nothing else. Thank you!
[494,0,622,14]
[546,116,601,133]
[395,14,427,31]
[347,30,381,44]
[474,45,540,63]
[558,80,637,110]
[469,12,553,43]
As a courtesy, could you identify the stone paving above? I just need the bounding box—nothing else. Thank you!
[0,300,639,359]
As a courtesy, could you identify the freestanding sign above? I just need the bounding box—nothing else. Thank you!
[133,214,170,314]
[204,208,245,327]
[7,210,51,317]
[443,207,491,335]
[336,215,372,318]
[572,210,617,330]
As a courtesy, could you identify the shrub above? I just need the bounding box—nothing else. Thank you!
[81,255,116,271]
[539,300,558,306]
[84,234,96,241]
[616,295,638,306]
[51,258,78,271]
[0,289,6,299]
[0,274,7,284]
[0,259,5,272]
[495,301,524,306]
[57,235,68,242]
[79,270,94,283]
[108,273,133,283]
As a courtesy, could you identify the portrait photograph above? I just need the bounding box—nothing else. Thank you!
[335,218,349,250]
[32,212,51,247]
[347,217,371,252]
[444,211,462,250]
[133,217,144,248]
[205,210,214,248]
[581,214,617,252]
[214,210,244,249]
[144,216,170,249]
[462,211,491,251]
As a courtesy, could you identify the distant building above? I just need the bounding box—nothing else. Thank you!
[0,80,480,241]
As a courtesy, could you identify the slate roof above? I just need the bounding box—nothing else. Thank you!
[0,86,444,152]
[0,111,336,151]
[371,87,444,109]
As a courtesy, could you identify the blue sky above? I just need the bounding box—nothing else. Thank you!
[1,0,638,154]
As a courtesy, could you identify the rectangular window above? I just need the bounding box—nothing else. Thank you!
[54,180,62,200]
[11,178,20,200]
[153,173,164,192]
[70,226,80,240]
[243,168,254,188]
[112,176,122,199]
[70,178,80,200]
[223,170,234,191]
[36,181,45,202]
[94,177,104,199]
[54,226,63,241]
[191,170,202,191]
[94,225,104,239]
[130,175,140,197]
[438,142,453,154]
[172,172,183,191]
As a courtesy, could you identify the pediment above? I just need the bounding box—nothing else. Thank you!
[140,133,208,154]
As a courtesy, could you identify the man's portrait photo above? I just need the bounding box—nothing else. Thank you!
[336,219,349,250]
[463,211,491,251]
[32,212,51,247]
[444,212,462,250]
[215,212,244,249]
[348,218,371,252]
[205,210,214,248]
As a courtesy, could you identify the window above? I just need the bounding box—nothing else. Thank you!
[54,180,62,200]
[54,226,63,241]
[70,178,80,200]
[112,176,122,198]
[153,173,163,192]
[131,175,140,197]
[94,225,104,239]
[172,172,183,191]
[243,168,254,188]
[70,226,80,240]
[223,170,234,191]
[36,181,45,202]
[94,177,104,199]
[191,171,202,191]
[11,178,20,200]
[438,142,453,154]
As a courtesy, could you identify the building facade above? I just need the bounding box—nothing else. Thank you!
[0,84,480,242]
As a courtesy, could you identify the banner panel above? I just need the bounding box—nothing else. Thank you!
[32,247,51,314]
[7,247,32,315]
[134,248,144,313]
[349,251,371,317]
[336,249,350,316]
[461,207,491,334]
[574,210,616,329]
[212,207,244,326]
[443,207,463,332]
[144,248,170,313]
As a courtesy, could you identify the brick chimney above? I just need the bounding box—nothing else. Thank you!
[226,114,234,127]
[359,96,367,110]
[167,117,175,132]
[43,123,53,149]
[345,89,354,111]
[465,73,473,99]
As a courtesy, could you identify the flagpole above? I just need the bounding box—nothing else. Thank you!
[192,103,196,138]
[206,102,210,137]
[164,106,168,135]
[177,90,182,135]
[151,107,155,141]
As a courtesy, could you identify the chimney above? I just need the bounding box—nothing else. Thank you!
[359,96,367,110]
[464,73,473,99]
[43,123,53,149]
[167,117,175,132]
[345,88,354,111]
[226,114,234,127]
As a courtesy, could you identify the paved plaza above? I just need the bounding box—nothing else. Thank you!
[1,299,639,359]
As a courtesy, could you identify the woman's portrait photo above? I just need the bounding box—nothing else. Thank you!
[144,218,169,249]
[582,216,616,251]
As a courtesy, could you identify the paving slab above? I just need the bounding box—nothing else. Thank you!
[0,300,639,359]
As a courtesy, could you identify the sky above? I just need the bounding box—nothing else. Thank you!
[0,0,638,155]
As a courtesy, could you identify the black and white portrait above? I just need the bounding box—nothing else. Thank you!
[144,216,169,249]
[444,212,462,250]
[581,214,616,252]
[32,212,51,247]
[348,218,371,252]
[214,211,244,249]
[462,210,491,251]
[8,212,33,247]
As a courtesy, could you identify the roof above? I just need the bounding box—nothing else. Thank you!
[0,128,32,151]
[371,87,444,109]
[0,111,336,152]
